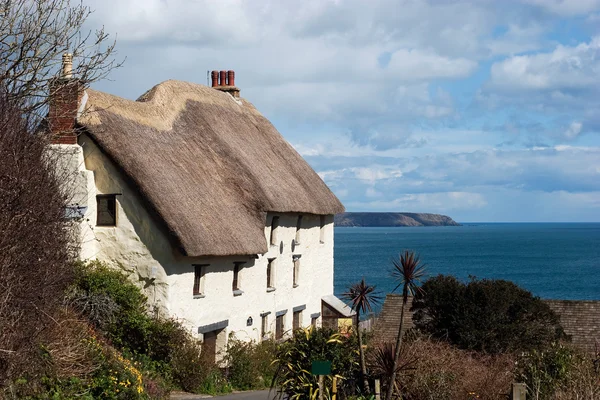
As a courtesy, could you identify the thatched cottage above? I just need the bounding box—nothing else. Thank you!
[50,56,351,361]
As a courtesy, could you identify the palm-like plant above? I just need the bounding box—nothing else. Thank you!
[343,278,381,394]
[385,250,426,400]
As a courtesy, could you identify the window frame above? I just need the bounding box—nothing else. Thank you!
[96,194,118,227]
[232,262,245,294]
[270,216,280,246]
[292,255,300,288]
[295,215,303,244]
[266,258,276,291]
[192,264,208,297]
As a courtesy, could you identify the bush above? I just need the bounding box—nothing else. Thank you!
[412,275,565,353]
[515,343,576,400]
[272,327,359,399]
[224,336,277,390]
[0,93,77,385]
[397,338,514,400]
[69,261,215,394]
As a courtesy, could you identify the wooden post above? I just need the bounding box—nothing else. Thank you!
[511,383,526,400]
[374,379,381,400]
[332,376,337,400]
[318,375,324,400]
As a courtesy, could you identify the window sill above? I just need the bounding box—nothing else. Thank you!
[233,289,244,297]
[293,284,299,288]
[193,294,205,299]
[266,287,276,293]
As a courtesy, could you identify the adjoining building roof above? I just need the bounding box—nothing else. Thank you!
[545,300,600,353]
[78,80,344,257]
[322,295,356,318]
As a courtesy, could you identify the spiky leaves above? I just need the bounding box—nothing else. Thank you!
[391,251,427,302]
[343,278,382,316]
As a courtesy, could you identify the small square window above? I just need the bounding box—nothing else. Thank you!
[97,194,117,226]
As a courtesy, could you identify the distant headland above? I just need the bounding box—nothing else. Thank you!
[334,212,461,227]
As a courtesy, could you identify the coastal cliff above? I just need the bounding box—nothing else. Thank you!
[334,212,460,227]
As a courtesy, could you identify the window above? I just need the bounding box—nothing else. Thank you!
[193,264,207,297]
[295,215,303,244]
[293,310,302,330]
[266,258,275,290]
[96,194,117,226]
[232,262,245,294]
[293,255,300,287]
[311,316,318,327]
[319,215,326,243]
[261,314,269,339]
[276,314,285,340]
[270,216,279,245]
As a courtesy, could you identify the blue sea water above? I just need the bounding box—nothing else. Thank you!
[333,223,600,313]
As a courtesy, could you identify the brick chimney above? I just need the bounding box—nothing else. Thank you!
[211,69,240,98]
[48,53,83,145]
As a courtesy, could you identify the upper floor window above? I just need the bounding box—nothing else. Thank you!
[233,262,245,295]
[193,264,208,297]
[292,255,300,288]
[270,216,280,245]
[97,194,117,226]
[295,215,303,244]
[267,258,276,291]
[319,215,326,243]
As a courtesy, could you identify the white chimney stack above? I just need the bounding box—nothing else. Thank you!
[61,53,73,79]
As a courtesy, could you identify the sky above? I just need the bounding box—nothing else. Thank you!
[84,0,600,222]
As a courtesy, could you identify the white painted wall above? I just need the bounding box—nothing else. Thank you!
[72,134,335,349]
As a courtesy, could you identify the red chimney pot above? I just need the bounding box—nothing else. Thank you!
[227,70,235,87]
[219,70,227,86]
[211,71,219,87]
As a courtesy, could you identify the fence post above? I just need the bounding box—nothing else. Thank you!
[511,383,526,400]
[318,375,324,400]
[374,379,381,400]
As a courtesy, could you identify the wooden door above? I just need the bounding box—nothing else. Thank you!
[203,329,219,364]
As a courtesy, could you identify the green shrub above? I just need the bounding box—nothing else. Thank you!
[224,337,278,390]
[515,343,576,399]
[412,275,565,353]
[272,327,359,399]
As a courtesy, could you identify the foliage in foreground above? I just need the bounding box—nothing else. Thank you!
[412,275,565,353]
[272,327,360,399]
[0,93,77,387]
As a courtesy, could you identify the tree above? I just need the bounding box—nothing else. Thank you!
[0,0,121,122]
[343,278,381,394]
[385,250,426,400]
[412,275,565,354]
[0,93,77,384]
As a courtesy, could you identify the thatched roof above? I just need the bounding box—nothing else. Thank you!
[78,80,344,257]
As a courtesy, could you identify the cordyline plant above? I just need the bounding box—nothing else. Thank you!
[343,278,381,394]
[385,250,426,400]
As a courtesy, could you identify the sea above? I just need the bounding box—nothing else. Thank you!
[333,223,600,313]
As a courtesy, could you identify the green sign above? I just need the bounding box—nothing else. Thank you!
[311,360,331,375]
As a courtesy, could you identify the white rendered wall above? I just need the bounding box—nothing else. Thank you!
[77,134,335,346]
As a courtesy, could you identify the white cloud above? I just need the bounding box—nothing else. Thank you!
[489,37,600,92]
[523,0,600,16]
[564,121,583,139]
